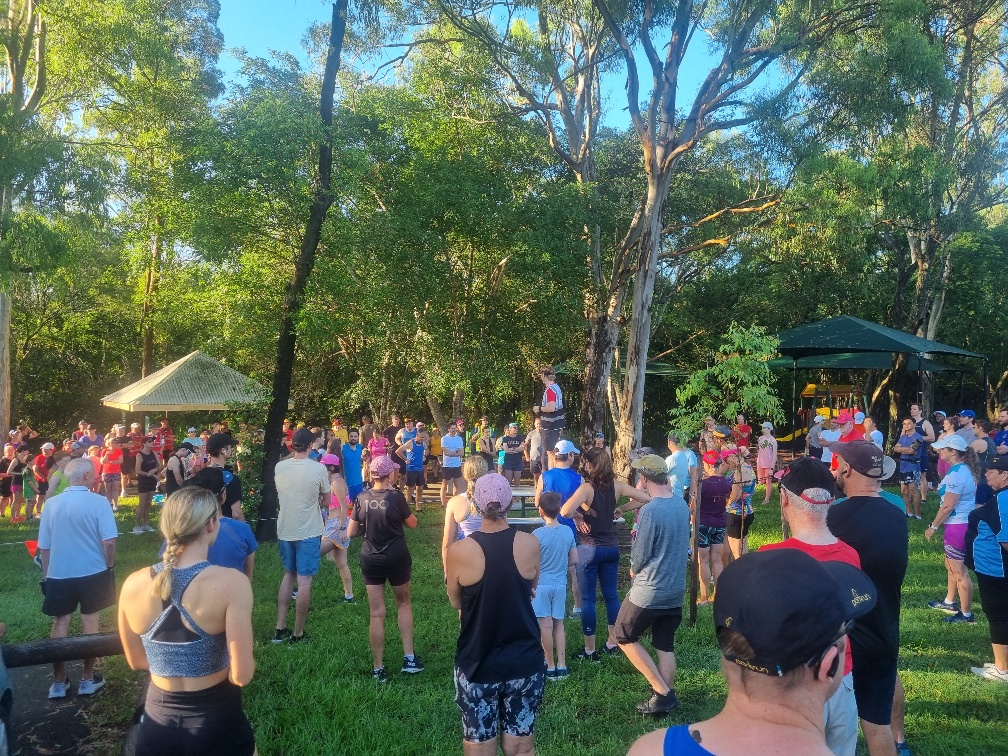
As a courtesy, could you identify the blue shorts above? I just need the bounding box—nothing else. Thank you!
[347,482,364,502]
[531,581,566,620]
[279,537,321,577]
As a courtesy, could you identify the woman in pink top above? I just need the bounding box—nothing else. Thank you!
[368,434,390,460]
[756,422,778,504]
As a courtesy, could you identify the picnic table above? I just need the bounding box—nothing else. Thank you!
[509,485,536,516]
[507,516,545,532]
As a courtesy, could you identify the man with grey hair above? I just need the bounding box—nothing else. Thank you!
[38,457,118,699]
[760,457,861,756]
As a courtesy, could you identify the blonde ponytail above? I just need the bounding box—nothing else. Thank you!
[152,486,219,601]
[463,454,488,505]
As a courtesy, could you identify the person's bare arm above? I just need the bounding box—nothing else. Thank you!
[117,575,150,672]
[533,474,544,507]
[921,421,936,444]
[926,493,962,540]
[40,548,50,577]
[616,480,651,505]
[560,483,592,518]
[445,541,465,611]
[103,538,117,568]
[243,553,255,582]
[225,575,255,686]
[395,441,412,457]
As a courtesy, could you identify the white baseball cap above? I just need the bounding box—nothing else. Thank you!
[813,415,824,424]
[41,442,55,450]
[761,421,774,430]
[932,434,967,452]
[554,439,580,455]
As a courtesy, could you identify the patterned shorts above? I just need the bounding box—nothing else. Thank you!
[898,470,920,485]
[454,665,545,743]
[697,524,725,549]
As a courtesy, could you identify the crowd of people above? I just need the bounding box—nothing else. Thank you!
[17,375,1008,756]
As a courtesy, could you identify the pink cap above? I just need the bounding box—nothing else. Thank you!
[369,455,399,477]
[474,473,513,513]
[836,410,854,425]
[320,453,340,466]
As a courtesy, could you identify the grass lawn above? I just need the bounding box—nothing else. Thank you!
[1,487,1006,755]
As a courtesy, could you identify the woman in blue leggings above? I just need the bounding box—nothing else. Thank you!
[562,447,650,660]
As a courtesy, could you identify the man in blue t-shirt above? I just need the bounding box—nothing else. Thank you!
[341,428,365,503]
[536,439,583,616]
[994,409,1008,455]
[893,418,923,520]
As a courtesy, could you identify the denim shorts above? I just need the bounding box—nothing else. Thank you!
[531,582,566,620]
[279,537,321,576]
[455,666,545,743]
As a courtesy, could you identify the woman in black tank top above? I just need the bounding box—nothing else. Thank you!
[561,448,650,659]
[445,473,544,752]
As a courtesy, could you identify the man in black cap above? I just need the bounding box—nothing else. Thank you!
[206,432,243,521]
[628,549,876,756]
[826,440,908,756]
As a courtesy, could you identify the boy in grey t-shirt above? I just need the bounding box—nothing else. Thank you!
[532,491,578,679]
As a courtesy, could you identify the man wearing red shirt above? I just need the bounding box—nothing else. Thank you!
[829,410,864,472]
[154,419,175,460]
[127,423,144,487]
[32,442,56,518]
[731,414,752,451]
[761,457,860,756]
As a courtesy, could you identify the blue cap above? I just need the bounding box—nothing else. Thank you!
[959,409,976,419]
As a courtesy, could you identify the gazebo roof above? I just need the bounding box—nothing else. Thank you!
[766,352,967,373]
[102,351,271,412]
[775,316,984,360]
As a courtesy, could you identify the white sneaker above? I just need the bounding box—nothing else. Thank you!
[971,666,1008,683]
[142,525,156,533]
[48,678,70,699]
[78,674,105,696]
[132,526,145,535]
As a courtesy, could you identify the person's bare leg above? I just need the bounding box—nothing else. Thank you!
[538,617,554,669]
[275,571,295,631]
[942,558,957,605]
[80,611,100,680]
[952,560,973,613]
[501,732,536,756]
[569,565,581,610]
[50,614,71,683]
[441,479,449,507]
[392,581,416,657]
[335,547,353,598]
[24,495,34,520]
[992,643,1008,670]
[698,549,712,602]
[618,641,670,695]
[293,575,313,636]
[861,720,898,756]
[463,739,501,755]
[554,618,566,669]
[891,674,906,745]
[711,544,724,592]
[366,583,387,670]
[657,649,676,690]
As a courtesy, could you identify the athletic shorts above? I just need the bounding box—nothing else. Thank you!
[42,568,116,617]
[898,470,921,485]
[502,458,524,472]
[976,572,1008,645]
[361,561,411,587]
[697,524,725,548]
[442,467,463,480]
[134,680,255,756]
[405,469,426,487]
[726,512,754,540]
[36,480,49,496]
[531,461,542,477]
[0,475,11,498]
[944,523,968,561]
[850,650,898,726]
[614,599,682,653]
[278,537,321,577]
[809,446,823,459]
[454,665,545,743]
[347,482,364,502]
[137,476,158,494]
[531,581,566,620]
[102,473,121,484]
[324,521,350,550]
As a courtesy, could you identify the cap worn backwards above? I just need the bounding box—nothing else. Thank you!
[473,473,513,513]
[631,454,669,478]
[832,439,896,480]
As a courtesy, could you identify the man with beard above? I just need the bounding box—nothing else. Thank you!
[994,408,1008,456]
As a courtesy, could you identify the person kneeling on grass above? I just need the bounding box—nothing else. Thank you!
[616,454,691,716]
[446,473,544,755]
[532,491,577,680]
[628,550,876,756]
[348,455,423,681]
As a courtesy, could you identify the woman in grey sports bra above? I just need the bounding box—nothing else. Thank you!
[441,455,489,575]
[118,486,257,756]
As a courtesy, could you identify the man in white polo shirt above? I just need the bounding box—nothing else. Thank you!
[38,458,118,699]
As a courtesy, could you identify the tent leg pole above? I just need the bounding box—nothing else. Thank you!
[791,360,797,456]
[918,352,925,408]
[959,373,964,410]
[984,359,990,416]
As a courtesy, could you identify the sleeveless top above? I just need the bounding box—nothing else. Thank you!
[579,483,619,548]
[457,497,482,539]
[914,418,930,463]
[165,457,184,494]
[540,382,565,431]
[140,561,230,678]
[662,725,714,754]
[455,528,543,683]
[138,450,158,475]
[405,439,425,471]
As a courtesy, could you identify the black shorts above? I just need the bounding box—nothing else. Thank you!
[134,680,255,756]
[405,469,426,487]
[614,599,682,653]
[42,568,116,617]
[531,461,542,477]
[726,512,754,540]
[442,467,463,480]
[360,545,412,586]
[977,572,1008,645]
[36,480,49,496]
[850,649,898,725]
[0,474,11,498]
[502,459,524,472]
[809,446,823,460]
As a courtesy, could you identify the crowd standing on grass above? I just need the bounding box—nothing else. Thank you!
[9,387,1008,755]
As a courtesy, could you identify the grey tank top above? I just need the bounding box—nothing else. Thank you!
[457,497,482,539]
[140,561,230,678]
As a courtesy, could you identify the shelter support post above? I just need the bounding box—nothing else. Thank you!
[917,353,925,407]
[791,359,797,455]
[984,359,990,414]
[959,373,965,409]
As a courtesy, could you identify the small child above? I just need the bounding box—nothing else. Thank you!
[532,491,578,679]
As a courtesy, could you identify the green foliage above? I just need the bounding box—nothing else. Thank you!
[669,323,784,435]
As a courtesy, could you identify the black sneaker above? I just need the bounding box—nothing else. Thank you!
[636,689,680,715]
[271,628,291,644]
[372,667,388,682]
[572,649,601,663]
[600,643,622,657]
[553,667,570,680]
[402,655,425,674]
[343,596,355,603]
[289,632,310,644]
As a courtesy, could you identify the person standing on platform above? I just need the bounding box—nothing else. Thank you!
[534,365,565,472]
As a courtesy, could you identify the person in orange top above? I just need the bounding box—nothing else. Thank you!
[155,419,175,459]
[101,438,126,510]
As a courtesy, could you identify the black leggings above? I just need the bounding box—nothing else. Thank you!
[133,680,255,756]
[977,572,1008,646]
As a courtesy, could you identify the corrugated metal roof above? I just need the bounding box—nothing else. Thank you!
[102,351,271,412]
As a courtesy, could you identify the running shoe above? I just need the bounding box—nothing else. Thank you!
[78,674,105,696]
[291,590,298,600]
[289,632,310,645]
[600,643,622,657]
[343,596,355,603]
[372,666,388,682]
[553,667,570,680]
[142,524,156,533]
[943,611,975,624]
[572,649,601,663]
[48,678,70,699]
[131,526,145,535]
[568,607,582,618]
[970,666,1008,683]
[927,599,958,613]
[635,689,680,715]
[401,655,425,674]
[895,741,912,756]
[271,628,291,644]
[545,669,557,680]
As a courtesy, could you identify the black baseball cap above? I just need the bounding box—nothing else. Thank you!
[714,550,877,677]
[832,439,896,480]
[291,427,317,447]
[206,432,233,457]
[987,455,1008,472]
[779,457,835,502]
